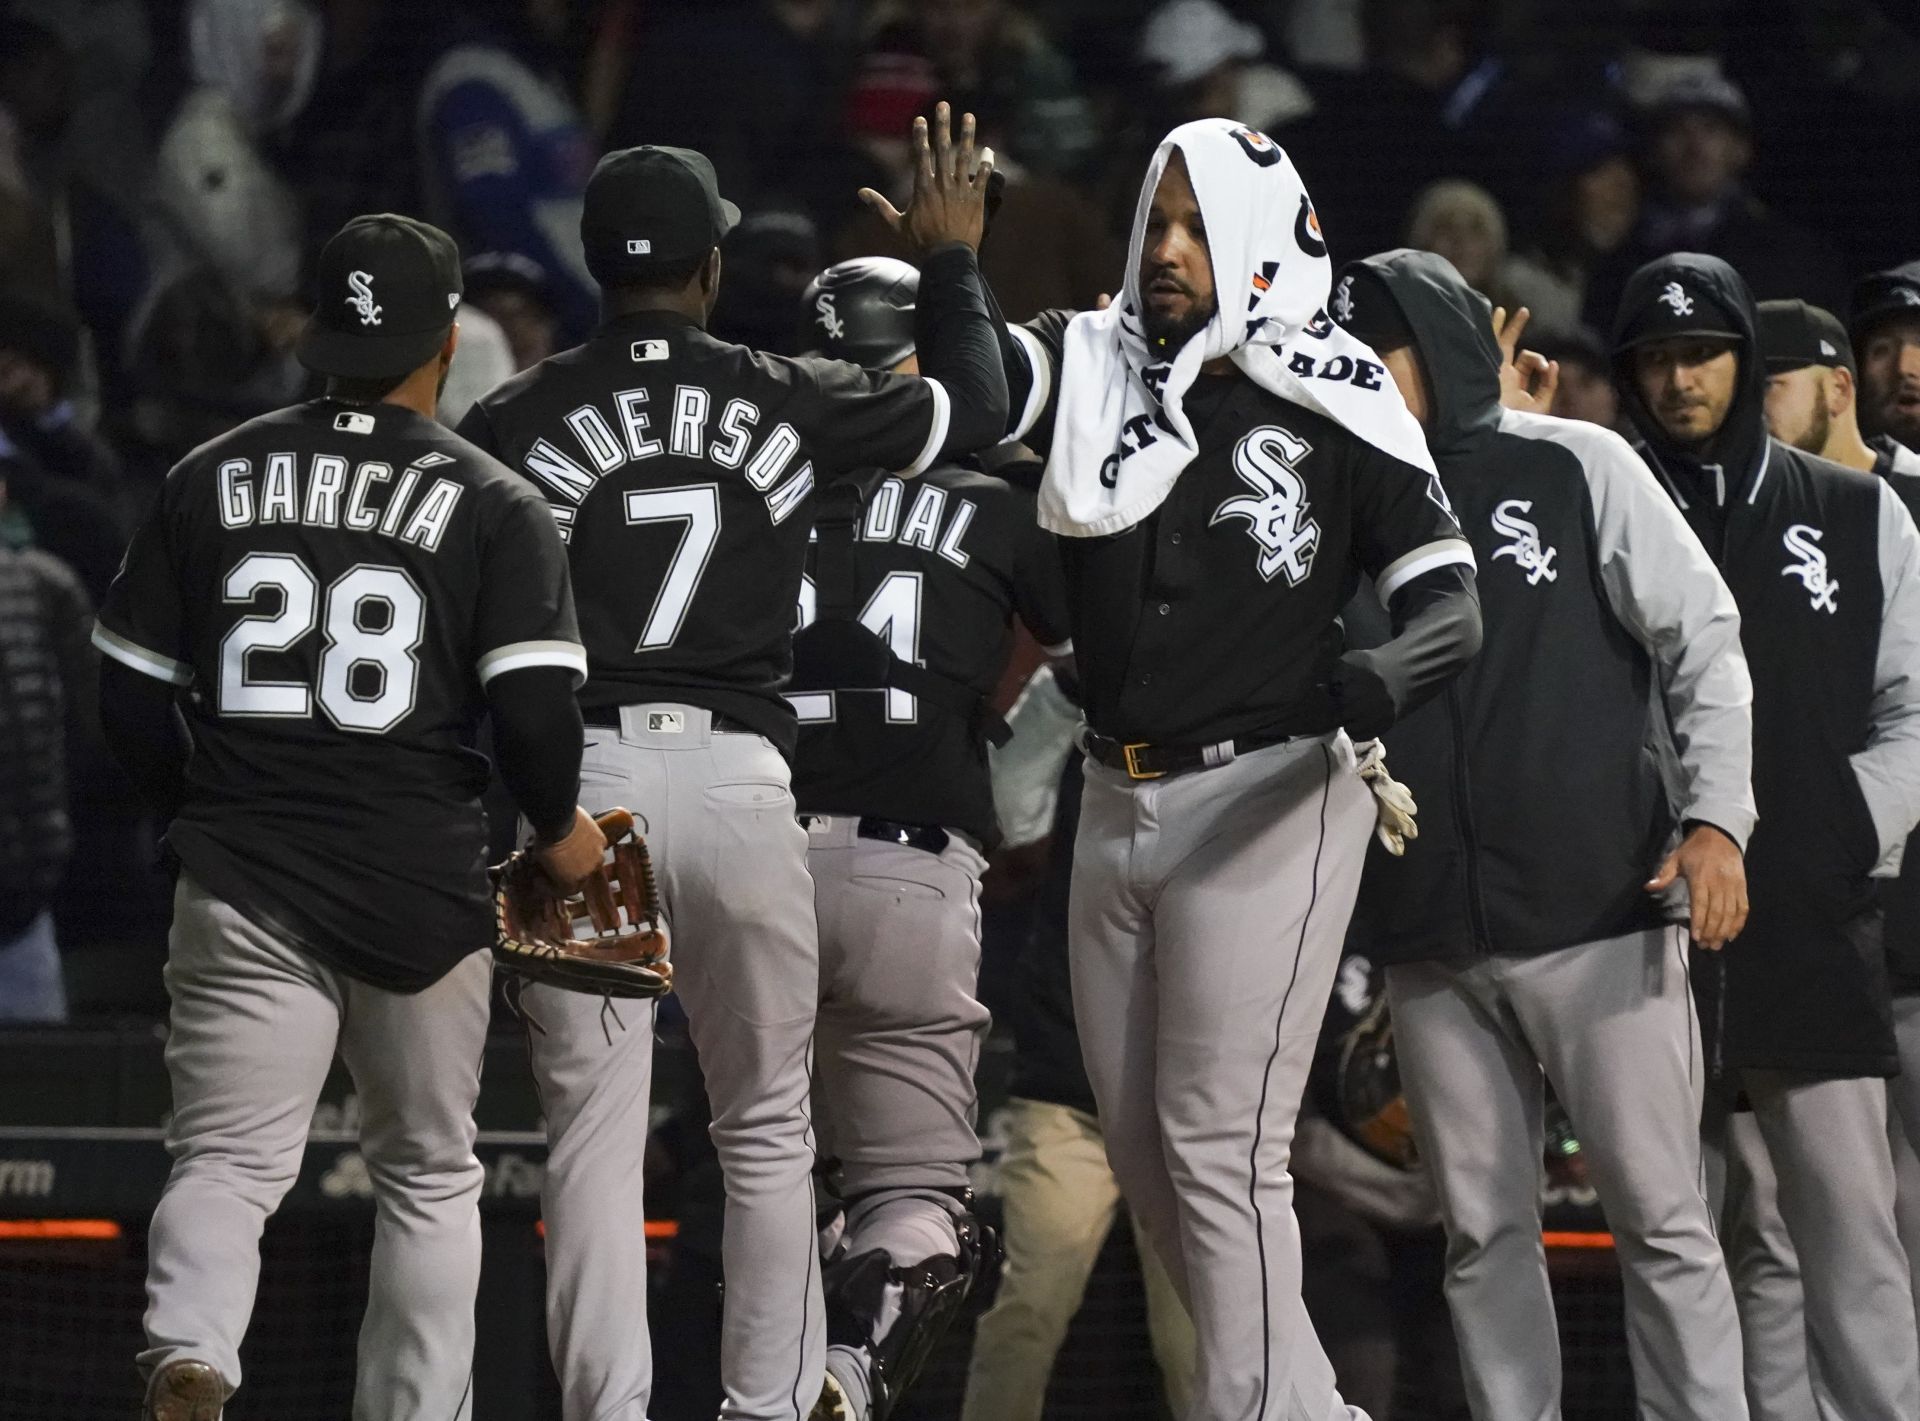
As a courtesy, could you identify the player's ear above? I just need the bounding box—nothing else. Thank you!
[701,247,722,299]
[440,322,460,368]
[1830,364,1856,415]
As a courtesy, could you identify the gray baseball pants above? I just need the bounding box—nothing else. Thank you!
[1712,1108,1818,1421]
[139,875,492,1420]
[1892,994,1920,1321]
[1703,1067,1920,1421]
[524,705,823,1421]
[1069,731,1373,1421]
[1385,928,1746,1421]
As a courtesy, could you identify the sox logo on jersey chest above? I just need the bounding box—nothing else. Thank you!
[1211,425,1321,586]
[1781,523,1839,612]
[1490,499,1558,585]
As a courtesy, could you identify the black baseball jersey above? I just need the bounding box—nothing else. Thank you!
[93,399,583,991]
[458,309,958,756]
[789,464,1072,845]
[1008,310,1473,745]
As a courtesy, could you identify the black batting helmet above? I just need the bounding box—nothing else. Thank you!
[798,256,919,368]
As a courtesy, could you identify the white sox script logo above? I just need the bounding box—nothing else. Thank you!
[345,270,382,326]
[1658,281,1694,318]
[1331,274,1355,324]
[1212,425,1321,585]
[814,292,846,340]
[1781,523,1839,612]
[1490,499,1558,585]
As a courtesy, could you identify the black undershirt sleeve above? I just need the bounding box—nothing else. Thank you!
[485,666,583,844]
[99,659,190,822]
[913,242,1009,456]
[1330,564,1482,739]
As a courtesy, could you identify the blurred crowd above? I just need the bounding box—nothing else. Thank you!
[1,0,1916,998]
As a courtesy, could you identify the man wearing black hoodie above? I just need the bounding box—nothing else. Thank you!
[1614,252,1920,1421]
[1333,250,1755,1421]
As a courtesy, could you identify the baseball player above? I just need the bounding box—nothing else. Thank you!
[456,111,1006,1421]
[987,120,1482,1420]
[1331,250,1754,1420]
[1614,252,1920,1421]
[1850,260,1920,457]
[93,215,598,1421]
[783,256,1072,1420]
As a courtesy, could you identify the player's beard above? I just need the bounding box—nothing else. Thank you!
[1141,293,1217,357]
[1798,394,1832,457]
[435,356,452,402]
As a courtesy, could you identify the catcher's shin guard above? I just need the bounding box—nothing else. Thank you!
[822,1213,1000,1421]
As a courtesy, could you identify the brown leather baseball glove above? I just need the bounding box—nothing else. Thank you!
[492,808,672,999]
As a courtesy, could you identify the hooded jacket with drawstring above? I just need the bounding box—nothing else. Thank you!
[1614,252,1920,1078]
[1339,250,1753,966]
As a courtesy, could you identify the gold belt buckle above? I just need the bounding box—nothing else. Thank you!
[1122,742,1164,780]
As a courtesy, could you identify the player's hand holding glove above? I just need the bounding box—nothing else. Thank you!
[493,807,673,998]
[1353,739,1418,856]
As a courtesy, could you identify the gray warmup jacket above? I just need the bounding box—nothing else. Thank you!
[1341,250,1753,965]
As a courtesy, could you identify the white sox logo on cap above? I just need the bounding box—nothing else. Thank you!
[815,293,847,340]
[1781,523,1839,612]
[1658,281,1694,318]
[1490,500,1558,585]
[1331,275,1355,324]
[346,270,382,326]
[1212,425,1321,586]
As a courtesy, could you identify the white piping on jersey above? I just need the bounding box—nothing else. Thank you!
[1375,538,1477,606]
[1745,442,1773,505]
[1006,325,1052,444]
[898,378,951,478]
[91,623,194,686]
[477,639,589,687]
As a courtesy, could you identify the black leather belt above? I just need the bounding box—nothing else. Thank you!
[583,708,756,733]
[1083,728,1296,780]
[801,815,950,856]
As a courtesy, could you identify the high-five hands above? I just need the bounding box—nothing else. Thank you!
[859,102,996,256]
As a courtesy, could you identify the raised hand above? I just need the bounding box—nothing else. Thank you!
[1491,304,1560,414]
[858,102,996,256]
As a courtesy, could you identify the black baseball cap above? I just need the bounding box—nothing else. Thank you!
[1613,272,1743,352]
[1757,299,1855,375]
[299,214,463,379]
[1330,267,1415,352]
[1849,260,1920,343]
[582,146,741,285]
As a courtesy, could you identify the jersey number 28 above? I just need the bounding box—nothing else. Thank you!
[219,552,424,732]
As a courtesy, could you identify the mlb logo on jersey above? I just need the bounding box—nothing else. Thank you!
[647,711,685,733]
[632,341,670,362]
[333,411,376,435]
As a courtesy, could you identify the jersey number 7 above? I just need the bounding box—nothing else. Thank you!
[624,484,721,650]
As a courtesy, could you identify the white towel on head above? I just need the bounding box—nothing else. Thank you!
[1039,119,1436,537]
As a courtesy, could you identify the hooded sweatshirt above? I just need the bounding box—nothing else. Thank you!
[1614,253,1920,1077]
[1338,250,1752,963]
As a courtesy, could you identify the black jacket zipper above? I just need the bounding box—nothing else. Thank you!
[1445,684,1494,951]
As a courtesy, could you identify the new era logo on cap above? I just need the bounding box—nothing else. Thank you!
[1821,339,1838,357]
[626,239,652,255]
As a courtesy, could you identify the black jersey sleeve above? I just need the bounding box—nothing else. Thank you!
[1010,500,1072,653]
[1349,444,1475,606]
[91,483,192,688]
[1001,308,1074,456]
[472,489,588,689]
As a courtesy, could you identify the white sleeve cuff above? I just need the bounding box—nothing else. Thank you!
[1006,325,1052,444]
[1376,539,1477,606]
[478,640,589,688]
[897,377,951,478]
[91,622,192,686]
